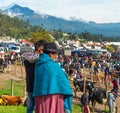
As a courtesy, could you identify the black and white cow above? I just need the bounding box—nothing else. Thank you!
[73,80,95,92]
[89,87,107,111]
[73,79,107,111]
[73,80,96,97]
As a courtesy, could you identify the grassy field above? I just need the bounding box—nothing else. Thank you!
[0,105,26,113]
[0,79,81,113]
[0,79,109,113]
[0,104,81,113]
[0,104,109,113]
[0,80,25,96]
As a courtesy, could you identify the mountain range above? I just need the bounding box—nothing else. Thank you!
[2,4,120,37]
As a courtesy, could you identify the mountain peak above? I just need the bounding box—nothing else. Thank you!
[3,4,35,17]
[68,16,87,23]
[10,4,21,9]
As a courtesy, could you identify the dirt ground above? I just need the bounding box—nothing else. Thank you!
[73,93,120,113]
[0,64,120,113]
[72,69,120,113]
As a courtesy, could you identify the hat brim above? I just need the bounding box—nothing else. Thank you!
[45,48,58,53]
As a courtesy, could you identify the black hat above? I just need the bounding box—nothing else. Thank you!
[44,42,58,53]
[34,40,46,51]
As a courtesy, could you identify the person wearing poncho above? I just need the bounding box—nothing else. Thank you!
[33,42,73,113]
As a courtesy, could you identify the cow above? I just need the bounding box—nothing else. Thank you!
[73,79,96,97]
[94,69,105,85]
[1,95,23,106]
[73,79,108,112]
[89,87,107,111]
[74,80,95,92]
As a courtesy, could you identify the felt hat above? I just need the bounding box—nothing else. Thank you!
[44,42,58,53]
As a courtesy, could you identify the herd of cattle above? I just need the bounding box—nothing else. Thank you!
[73,79,108,109]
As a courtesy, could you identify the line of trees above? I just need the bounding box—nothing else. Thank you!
[0,12,120,43]
[0,12,53,43]
[51,29,120,42]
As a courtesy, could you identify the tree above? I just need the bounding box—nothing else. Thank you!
[30,30,53,43]
[103,44,118,52]
[51,29,63,41]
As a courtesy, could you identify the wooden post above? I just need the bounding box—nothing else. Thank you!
[20,61,23,78]
[24,84,27,99]
[68,63,70,76]
[11,79,14,96]
[91,65,94,82]
[15,60,17,76]
[83,75,86,93]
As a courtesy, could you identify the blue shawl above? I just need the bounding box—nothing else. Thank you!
[33,53,73,112]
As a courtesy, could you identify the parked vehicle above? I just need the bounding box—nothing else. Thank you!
[20,46,33,54]
[0,47,5,55]
[9,46,20,53]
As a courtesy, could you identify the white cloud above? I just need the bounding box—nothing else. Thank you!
[0,0,120,23]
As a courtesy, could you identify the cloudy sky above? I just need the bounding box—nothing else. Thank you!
[0,0,120,23]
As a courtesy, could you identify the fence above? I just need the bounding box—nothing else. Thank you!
[0,79,26,98]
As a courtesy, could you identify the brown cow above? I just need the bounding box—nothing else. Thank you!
[94,69,105,85]
[1,95,22,106]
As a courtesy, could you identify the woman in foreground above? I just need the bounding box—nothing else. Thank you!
[33,42,73,113]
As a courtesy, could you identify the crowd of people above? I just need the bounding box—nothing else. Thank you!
[0,52,22,72]
[1,39,120,113]
[56,45,120,113]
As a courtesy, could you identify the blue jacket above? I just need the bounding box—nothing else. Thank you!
[107,92,115,106]
[33,53,73,112]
